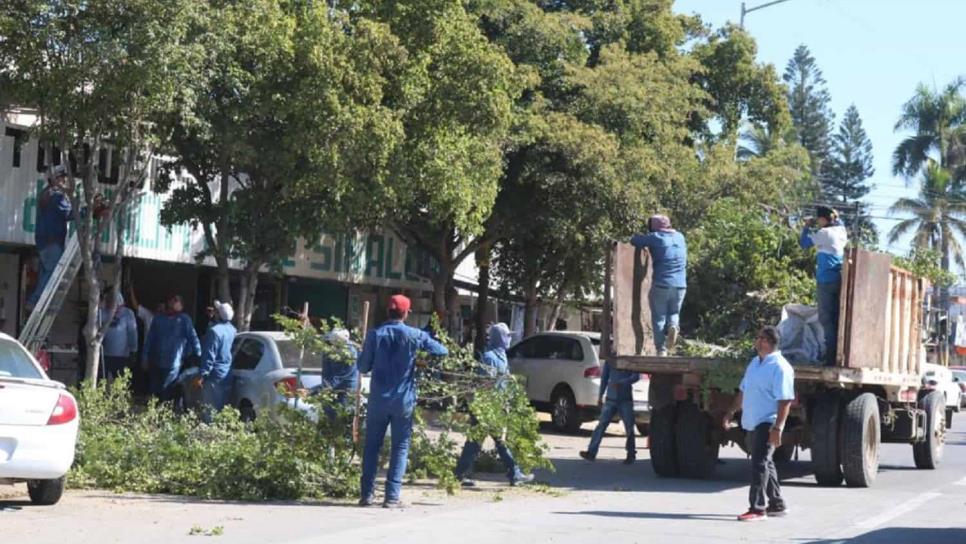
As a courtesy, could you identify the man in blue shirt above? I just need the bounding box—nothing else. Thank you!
[580,360,640,464]
[321,328,359,422]
[98,290,138,382]
[454,323,535,487]
[725,326,795,521]
[799,206,848,366]
[630,214,687,356]
[142,294,202,401]
[195,300,237,423]
[358,295,448,508]
[28,166,73,308]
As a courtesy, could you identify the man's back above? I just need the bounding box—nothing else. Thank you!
[630,231,687,288]
[358,321,447,404]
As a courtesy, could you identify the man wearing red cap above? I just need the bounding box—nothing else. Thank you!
[358,294,448,508]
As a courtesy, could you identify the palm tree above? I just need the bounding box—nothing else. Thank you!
[888,161,966,279]
[736,124,796,160]
[893,78,966,183]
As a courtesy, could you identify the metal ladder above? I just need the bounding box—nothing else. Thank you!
[19,233,82,354]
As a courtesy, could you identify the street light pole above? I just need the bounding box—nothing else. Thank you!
[740,0,795,29]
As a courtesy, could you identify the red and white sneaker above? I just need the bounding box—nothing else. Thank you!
[737,510,767,522]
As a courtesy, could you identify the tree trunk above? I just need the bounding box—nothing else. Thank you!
[473,243,492,353]
[237,263,259,332]
[523,281,538,338]
[216,256,232,303]
[546,300,564,331]
[941,229,951,314]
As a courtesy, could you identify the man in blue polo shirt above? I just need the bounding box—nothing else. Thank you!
[725,326,794,522]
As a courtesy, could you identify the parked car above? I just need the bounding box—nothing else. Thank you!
[922,362,962,426]
[507,331,649,434]
[950,366,966,409]
[0,333,79,505]
[180,331,368,421]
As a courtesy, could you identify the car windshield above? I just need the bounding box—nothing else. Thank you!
[0,340,44,380]
[276,340,323,370]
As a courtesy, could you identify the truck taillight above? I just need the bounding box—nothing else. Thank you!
[276,376,298,396]
[47,393,78,425]
[584,366,601,378]
[899,388,917,403]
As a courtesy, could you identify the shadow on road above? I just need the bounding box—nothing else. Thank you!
[798,527,966,544]
[554,510,735,521]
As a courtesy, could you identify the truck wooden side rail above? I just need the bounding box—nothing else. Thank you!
[604,243,946,487]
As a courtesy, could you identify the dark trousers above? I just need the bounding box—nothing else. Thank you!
[817,282,841,366]
[104,356,130,382]
[749,423,784,512]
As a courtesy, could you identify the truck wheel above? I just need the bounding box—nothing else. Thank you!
[674,403,719,479]
[913,391,945,469]
[812,393,843,486]
[649,404,679,477]
[841,393,880,487]
[550,387,581,434]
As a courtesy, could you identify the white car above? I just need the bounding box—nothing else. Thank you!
[0,333,79,505]
[507,331,649,434]
[922,363,962,426]
[180,331,367,421]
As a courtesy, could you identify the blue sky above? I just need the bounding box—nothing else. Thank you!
[673,0,965,255]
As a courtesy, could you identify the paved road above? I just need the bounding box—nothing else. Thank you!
[3,417,965,543]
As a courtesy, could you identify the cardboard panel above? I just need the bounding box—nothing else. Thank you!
[612,243,656,357]
[843,250,894,369]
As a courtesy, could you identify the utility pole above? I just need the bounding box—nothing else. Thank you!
[740,0,795,29]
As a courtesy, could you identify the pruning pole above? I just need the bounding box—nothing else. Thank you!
[352,300,370,445]
[294,302,309,408]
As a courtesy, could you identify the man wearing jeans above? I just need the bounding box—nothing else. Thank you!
[358,295,448,508]
[725,326,794,522]
[799,206,848,366]
[630,214,687,356]
[580,360,640,464]
[27,165,72,309]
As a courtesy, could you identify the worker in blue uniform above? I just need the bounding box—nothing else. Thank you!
[454,322,535,487]
[358,295,448,508]
[27,165,72,309]
[142,294,202,401]
[630,214,688,356]
[580,360,640,464]
[195,300,237,423]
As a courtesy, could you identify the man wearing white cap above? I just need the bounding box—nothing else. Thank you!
[196,300,237,423]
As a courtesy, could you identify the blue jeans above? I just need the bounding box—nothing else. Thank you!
[200,377,232,424]
[817,282,841,366]
[587,398,636,457]
[149,365,181,401]
[649,285,686,352]
[27,243,64,306]
[454,434,524,483]
[361,400,413,502]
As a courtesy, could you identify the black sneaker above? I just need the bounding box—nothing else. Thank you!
[579,451,596,461]
[623,454,636,465]
[358,495,375,507]
[766,504,788,517]
[383,499,405,509]
[460,479,477,488]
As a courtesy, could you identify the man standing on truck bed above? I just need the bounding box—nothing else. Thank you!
[630,214,687,356]
[724,326,794,522]
[799,205,848,366]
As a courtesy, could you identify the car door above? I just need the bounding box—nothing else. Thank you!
[530,335,584,405]
[508,336,550,402]
[230,336,267,410]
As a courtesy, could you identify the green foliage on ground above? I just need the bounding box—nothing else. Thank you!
[69,319,553,501]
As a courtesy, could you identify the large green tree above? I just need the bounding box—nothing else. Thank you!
[157,1,407,329]
[783,44,834,178]
[825,105,877,246]
[892,78,966,183]
[1,0,197,383]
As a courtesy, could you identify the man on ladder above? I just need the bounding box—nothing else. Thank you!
[26,165,72,312]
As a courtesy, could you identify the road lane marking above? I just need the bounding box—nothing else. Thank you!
[854,492,942,530]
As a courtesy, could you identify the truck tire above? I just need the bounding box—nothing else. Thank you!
[674,403,719,479]
[913,391,945,469]
[550,387,581,434]
[812,392,843,487]
[649,404,679,477]
[841,393,880,487]
[27,476,66,505]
